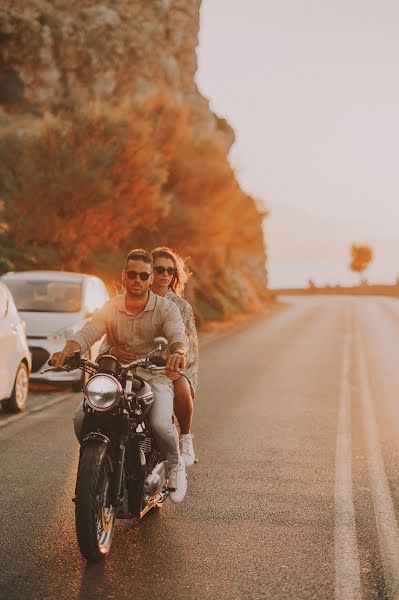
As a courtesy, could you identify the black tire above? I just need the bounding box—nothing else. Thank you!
[1,362,29,413]
[75,443,116,562]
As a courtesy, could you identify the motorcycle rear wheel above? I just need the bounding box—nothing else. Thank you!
[75,443,116,562]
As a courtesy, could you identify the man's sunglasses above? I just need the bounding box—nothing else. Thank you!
[154,266,176,276]
[126,270,151,281]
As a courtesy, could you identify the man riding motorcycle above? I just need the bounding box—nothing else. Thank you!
[51,249,189,503]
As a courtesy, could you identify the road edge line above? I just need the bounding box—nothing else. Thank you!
[356,311,399,598]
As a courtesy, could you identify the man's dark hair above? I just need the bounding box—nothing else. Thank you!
[125,248,153,269]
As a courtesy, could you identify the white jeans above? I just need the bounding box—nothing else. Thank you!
[73,371,180,469]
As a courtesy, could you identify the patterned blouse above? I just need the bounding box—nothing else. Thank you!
[165,289,199,394]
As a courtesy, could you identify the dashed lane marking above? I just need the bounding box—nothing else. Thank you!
[335,303,362,600]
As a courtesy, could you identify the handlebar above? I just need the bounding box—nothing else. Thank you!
[41,353,174,376]
[40,353,99,375]
[145,364,183,374]
[123,355,166,371]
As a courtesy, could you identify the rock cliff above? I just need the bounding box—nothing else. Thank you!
[0,0,233,147]
[0,0,267,322]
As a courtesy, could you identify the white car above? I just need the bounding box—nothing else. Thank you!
[1,271,109,391]
[0,281,31,412]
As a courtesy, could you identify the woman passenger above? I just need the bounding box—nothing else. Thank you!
[150,247,198,466]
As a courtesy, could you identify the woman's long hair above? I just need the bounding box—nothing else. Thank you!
[151,246,189,297]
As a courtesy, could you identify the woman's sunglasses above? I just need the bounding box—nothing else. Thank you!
[154,266,176,276]
[126,270,151,281]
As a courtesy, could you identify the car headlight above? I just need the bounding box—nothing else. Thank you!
[85,375,122,412]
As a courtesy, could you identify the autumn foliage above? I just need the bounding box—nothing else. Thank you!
[0,108,170,270]
[0,98,267,323]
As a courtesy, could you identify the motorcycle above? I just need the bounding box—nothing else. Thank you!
[42,337,175,562]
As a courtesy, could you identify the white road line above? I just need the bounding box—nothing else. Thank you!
[0,391,76,430]
[335,304,362,600]
[356,313,399,599]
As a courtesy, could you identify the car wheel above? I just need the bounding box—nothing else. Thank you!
[1,362,29,413]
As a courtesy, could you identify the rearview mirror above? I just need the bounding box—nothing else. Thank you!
[154,336,168,351]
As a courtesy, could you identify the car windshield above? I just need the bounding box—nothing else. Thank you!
[4,279,82,313]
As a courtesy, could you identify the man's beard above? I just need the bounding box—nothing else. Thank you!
[126,285,148,298]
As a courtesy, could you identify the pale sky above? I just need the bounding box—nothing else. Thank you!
[196,0,399,287]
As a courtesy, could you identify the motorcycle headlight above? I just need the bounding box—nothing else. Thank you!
[85,375,122,412]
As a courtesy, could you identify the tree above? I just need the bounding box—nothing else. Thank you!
[350,244,373,282]
[0,109,169,270]
[0,97,268,324]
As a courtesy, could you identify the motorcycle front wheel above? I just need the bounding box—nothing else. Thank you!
[75,443,116,562]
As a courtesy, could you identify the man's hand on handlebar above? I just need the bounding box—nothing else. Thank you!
[50,341,81,369]
[166,352,186,375]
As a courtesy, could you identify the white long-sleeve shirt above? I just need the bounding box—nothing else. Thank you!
[67,290,188,356]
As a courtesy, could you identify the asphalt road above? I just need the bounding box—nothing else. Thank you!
[1,296,399,600]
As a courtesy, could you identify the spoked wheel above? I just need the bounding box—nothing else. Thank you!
[75,443,116,562]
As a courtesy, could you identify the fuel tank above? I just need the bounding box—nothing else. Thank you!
[135,380,154,416]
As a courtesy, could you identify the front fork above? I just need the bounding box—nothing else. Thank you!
[74,414,147,517]
[113,441,126,504]
[111,412,130,505]
[75,413,130,507]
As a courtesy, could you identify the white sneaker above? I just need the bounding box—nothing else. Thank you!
[168,458,187,503]
[181,433,196,466]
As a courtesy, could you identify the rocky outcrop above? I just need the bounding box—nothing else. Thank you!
[0,0,234,148]
[0,1,267,321]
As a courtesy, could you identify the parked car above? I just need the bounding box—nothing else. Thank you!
[0,281,31,412]
[1,271,109,391]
